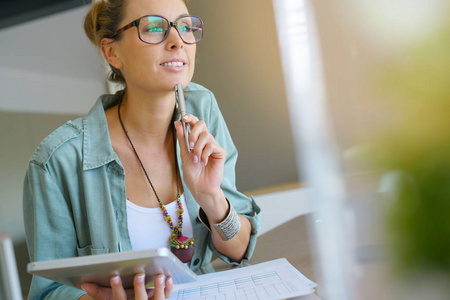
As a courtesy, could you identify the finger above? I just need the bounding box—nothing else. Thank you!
[187,119,207,147]
[192,131,211,165]
[152,274,166,300]
[201,142,216,167]
[181,114,199,126]
[133,273,147,300]
[111,276,127,300]
[165,276,174,299]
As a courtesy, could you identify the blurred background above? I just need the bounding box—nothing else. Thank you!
[2,0,450,298]
[277,0,450,299]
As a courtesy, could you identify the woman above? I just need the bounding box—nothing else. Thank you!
[23,0,261,299]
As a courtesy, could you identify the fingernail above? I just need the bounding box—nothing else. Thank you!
[201,161,205,168]
[167,276,173,284]
[137,273,145,283]
[157,275,164,284]
[112,276,120,284]
[81,284,86,291]
[189,142,195,149]
[183,115,189,120]
[194,155,198,164]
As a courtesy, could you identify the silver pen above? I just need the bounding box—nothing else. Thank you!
[175,83,191,152]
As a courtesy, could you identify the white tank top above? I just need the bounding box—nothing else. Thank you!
[126,194,194,251]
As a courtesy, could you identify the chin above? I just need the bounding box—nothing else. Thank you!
[153,81,190,92]
[150,72,193,91]
[168,78,192,90]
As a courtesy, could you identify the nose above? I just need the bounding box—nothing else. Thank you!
[165,24,184,50]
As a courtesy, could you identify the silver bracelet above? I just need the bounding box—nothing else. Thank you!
[198,198,241,241]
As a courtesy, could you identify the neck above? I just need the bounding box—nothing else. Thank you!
[118,87,176,148]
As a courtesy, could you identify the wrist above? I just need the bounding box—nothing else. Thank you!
[198,197,241,241]
[196,189,228,224]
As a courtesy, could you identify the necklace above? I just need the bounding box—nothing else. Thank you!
[118,101,194,263]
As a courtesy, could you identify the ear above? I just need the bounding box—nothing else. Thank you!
[101,38,122,69]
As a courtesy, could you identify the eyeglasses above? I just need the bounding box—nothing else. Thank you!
[110,15,203,45]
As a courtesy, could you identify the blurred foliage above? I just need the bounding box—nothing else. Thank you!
[374,18,450,275]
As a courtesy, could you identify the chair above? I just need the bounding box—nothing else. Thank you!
[0,233,23,300]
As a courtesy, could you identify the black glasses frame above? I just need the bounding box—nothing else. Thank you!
[110,15,203,45]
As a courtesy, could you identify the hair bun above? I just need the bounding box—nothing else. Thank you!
[84,1,105,46]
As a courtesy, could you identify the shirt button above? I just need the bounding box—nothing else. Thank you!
[193,258,200,266]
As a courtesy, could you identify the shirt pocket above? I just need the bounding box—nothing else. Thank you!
[77,245,110,256]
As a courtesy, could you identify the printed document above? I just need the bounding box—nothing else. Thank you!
[170,258,317,300]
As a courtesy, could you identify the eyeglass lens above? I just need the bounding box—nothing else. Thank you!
[139,16,203,44]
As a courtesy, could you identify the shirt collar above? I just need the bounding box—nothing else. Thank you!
[82,94,121,171]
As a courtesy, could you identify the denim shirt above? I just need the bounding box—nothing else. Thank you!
[23,83,261,300]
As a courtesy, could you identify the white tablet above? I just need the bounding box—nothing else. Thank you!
[27,248,197,289]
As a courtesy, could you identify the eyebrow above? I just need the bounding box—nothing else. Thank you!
[175,13,190,20]
[121,13,191,28]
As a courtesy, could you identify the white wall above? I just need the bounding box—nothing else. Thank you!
[0,4,108,246]
[0,6,106,115]
[0,6,107,240]
[0,7,107,293]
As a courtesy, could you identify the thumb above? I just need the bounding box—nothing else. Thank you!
[174,121,190,157]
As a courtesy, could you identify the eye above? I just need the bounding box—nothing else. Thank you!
[145,26,163,33]
[179,25,193,33]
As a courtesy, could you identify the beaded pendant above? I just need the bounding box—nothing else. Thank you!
[160,194,195,263]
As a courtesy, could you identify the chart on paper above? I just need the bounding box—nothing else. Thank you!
[171,259,316,300]
[177,271,300,299]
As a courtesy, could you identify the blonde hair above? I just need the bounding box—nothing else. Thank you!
[83,0,189,86]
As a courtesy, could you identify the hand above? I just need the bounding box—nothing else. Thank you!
[80,274,173,300]
[174,114,226,204]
